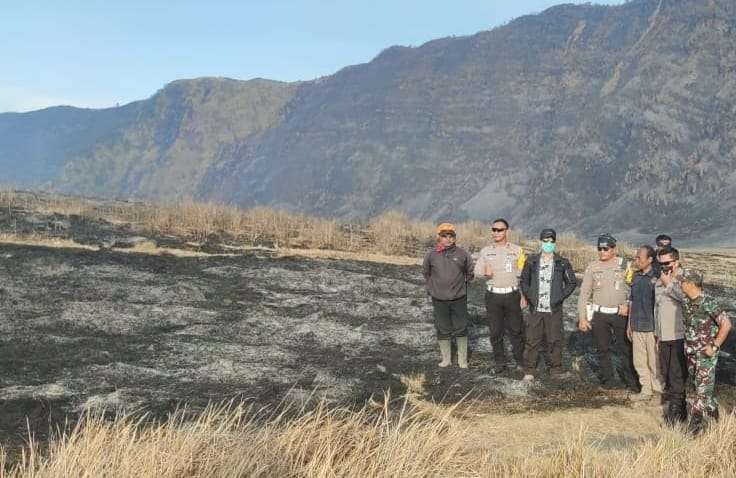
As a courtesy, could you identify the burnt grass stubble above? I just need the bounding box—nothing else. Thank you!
[0,206,735,448]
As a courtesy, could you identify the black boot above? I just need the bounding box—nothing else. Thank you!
[664,401,687,426]
[707,408,720,422]
[689,413,704,436]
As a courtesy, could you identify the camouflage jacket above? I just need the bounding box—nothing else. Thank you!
[682,293,730,350]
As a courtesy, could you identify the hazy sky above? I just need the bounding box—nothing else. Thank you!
[1,0,626,113]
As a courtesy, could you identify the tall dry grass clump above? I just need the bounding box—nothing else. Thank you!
[0,397,471,478]
[0,189,640,269]
[478,416,736,477]
[555,232,599,271]
[5,399,736,477]
[366,211,434,256]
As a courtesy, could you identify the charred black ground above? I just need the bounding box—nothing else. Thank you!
[0,202,735,446]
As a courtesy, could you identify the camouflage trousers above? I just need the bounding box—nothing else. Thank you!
[686,349,718,416]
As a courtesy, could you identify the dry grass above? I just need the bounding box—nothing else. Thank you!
[0,397,470,478]
[0,233,97,252]
[680,249,736,289]
[0,190,728,282]
[3,396,736,477]
[0,190,560,259]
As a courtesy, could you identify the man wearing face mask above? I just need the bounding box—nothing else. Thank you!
[519,229,577,380]
[577,234,638,390]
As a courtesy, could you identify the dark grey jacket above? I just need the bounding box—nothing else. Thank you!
[422,245,474,301]
[520,253,577,312]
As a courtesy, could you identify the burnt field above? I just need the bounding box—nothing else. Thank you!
[0,204,735,445]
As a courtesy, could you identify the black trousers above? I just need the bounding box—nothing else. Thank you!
[659,339,688,405]
[432,296,468,340]
[524,309,563,371]
[590,312,637,386]
[486,290,524,366]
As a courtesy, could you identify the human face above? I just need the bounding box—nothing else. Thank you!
[597,245,616,261]
[635,248,653,271]
[491,222,508,244]
[657,253,678,274]
[681,281,701,300]
[540,238,556,254]
[438,232,455,247]
[656,240,671,249]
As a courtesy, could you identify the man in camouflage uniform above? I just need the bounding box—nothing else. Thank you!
[676,268,732,433]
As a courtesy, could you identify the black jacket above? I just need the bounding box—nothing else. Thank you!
[520,253,577,312]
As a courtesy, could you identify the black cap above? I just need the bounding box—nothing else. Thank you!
[539,228,556,241]
[597,233,617,248]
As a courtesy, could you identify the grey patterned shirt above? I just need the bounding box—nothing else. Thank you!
[537,255,554,312]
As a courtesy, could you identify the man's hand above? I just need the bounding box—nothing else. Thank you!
[578,319,592,332]
[520,295,528,310]
[660,269,674,286]
[703,344,716,358]
[618,303,629,317]
[626,322,633,341]
[484,263,493,278]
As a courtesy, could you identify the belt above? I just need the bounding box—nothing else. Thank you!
[593,305,619,314]
[488,286,518,294]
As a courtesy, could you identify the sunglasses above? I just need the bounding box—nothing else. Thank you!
[438,233,455,238]
[491,228,507,233]
[658,260,674,266]
[597,246,611,252]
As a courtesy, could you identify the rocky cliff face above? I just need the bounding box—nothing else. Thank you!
[2,0,735,242]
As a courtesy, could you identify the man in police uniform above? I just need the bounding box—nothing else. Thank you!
[577,234,638,390]
[651,234,672,276]
[676,269,732,434]
[655,246,688,425]
[474,218,526,374]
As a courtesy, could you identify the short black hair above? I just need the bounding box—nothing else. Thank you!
[655,234,672,244]
[639,244,655,260]
[492,218,509,228]
[657,245,679,261]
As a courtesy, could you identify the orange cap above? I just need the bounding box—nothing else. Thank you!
[437,223,456,235]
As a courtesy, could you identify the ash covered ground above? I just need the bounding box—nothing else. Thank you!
[1,204,735,444]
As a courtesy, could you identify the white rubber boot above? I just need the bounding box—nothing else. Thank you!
[457,337,468,369]
[438,340,452,367]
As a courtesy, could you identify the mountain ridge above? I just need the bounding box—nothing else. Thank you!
[2,0,735,244]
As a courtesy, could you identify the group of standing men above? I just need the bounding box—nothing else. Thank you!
[422,222,732,433]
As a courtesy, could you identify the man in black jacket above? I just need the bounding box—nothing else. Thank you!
[422,223,475,369]
[520,228,577,379]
